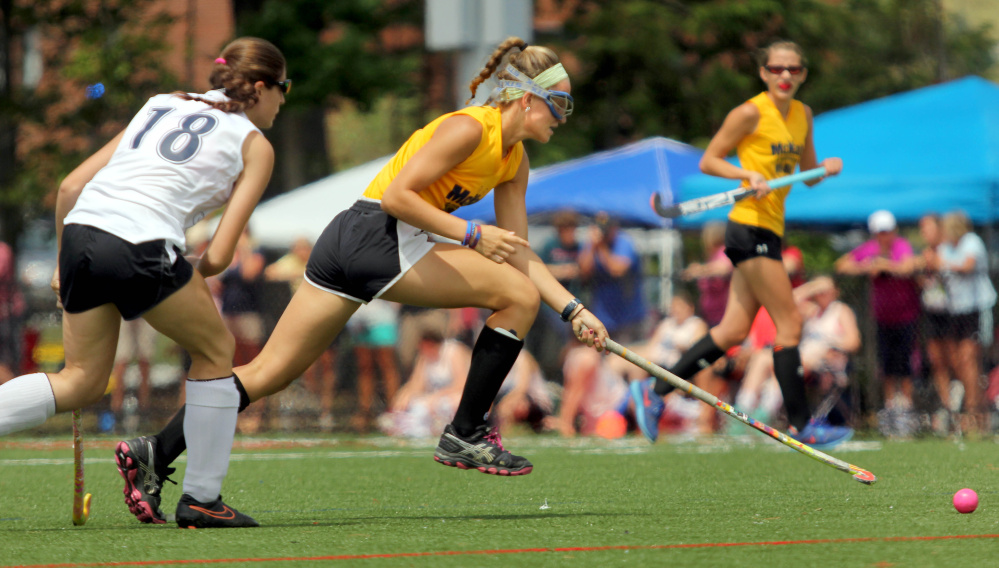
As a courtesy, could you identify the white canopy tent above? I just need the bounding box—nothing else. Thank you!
[229,148,681,311]
[245,155,391,249]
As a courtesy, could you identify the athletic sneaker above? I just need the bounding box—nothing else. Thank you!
[789,418,853,450]
[115,436,174,524]
[176,494,259,528]
[630,378,665,442]
[433,424,533,476]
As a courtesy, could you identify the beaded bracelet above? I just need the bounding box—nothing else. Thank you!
[468,225,482,249]
[461,220,474,246]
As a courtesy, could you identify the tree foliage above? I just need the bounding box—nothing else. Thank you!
[233,0,422,110]
[232,0,422,193]
[529,0,996,165]
[0,0,175,246]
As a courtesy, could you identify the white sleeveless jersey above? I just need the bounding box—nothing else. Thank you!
[65,90,260,252]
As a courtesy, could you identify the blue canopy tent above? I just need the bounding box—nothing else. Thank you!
[455,137,702,227]
[675,76,999,228]
[456,137,702,311]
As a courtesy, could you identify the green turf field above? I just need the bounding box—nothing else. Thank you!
[0,433,995,567]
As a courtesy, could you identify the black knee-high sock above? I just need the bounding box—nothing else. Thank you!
[655,334,726,396]
[450,326,523,437]
[773,345,809,431]
[154,407,186,471]
[153,374,252,470]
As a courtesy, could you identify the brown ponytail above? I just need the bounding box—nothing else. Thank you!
[176,37,286,114]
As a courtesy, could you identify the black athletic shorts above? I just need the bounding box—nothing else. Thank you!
[947,311,980,342]
[305,199,435,303]
[875,322,916,378]
[60,224,193,320]
[923,311,949,341]
[723,221,783,265]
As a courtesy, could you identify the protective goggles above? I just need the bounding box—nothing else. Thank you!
[490,65,574,120]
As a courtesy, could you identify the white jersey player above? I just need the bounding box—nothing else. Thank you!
[66,90,261,256]
[0,36,288,529]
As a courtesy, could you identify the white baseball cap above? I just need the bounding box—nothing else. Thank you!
[868,210,896,233]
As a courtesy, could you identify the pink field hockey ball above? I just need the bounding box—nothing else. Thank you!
[953,488,978,514]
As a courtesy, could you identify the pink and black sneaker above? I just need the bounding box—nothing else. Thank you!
[434,424,533,476]
[114,436,173,524]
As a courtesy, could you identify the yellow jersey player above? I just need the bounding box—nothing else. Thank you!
[119,38,610,524]
[633,40,850,450]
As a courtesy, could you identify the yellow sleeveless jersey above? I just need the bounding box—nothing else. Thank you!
[362,106,524,213]
[728,92,808,236]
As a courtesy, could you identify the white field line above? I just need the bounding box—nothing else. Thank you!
[0,438,880,467]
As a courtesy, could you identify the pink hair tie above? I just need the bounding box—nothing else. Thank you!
[215,57,226,65]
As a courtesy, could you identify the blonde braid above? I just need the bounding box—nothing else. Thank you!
[466,36,529,104]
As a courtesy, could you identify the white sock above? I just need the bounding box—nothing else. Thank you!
[0,373,56,436]
[183,376,239,503]
[493,327,523,341]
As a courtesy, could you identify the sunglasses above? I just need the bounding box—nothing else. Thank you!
[764,65,805,75]
[267,78,292,94]
[496,66,574,120]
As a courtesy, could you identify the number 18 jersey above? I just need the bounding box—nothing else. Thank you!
[65,90,260,251]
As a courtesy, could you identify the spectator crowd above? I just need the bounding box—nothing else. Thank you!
[2,207,997,440]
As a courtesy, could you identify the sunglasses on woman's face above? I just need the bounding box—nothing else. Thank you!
[764,65,805,75]
[268,79,292,94]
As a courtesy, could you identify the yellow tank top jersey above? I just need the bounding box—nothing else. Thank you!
[728,92,808,237]
[362,106,524,213]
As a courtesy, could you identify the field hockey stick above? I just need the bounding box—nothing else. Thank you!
[601,337,876,485]
[72,409,93,526]
[810,362,851,423]
[650,166,828,219]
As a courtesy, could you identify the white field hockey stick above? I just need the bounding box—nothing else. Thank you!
[651,166,828,219]
[602,337,877,485]
[72,409,93,525]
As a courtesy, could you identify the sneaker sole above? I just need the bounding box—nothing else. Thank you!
[629,381,658,443]
[433,453,533,476]
[176,519,260,529]
[114,441,166,525]
[805,430,854,451]
[176,501,260,529]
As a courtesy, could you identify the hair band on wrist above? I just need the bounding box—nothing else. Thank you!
[560,298,582,322]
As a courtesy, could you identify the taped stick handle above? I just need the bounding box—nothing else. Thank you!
[713,166,830,209]
[604,338,718,405]
[72,409,92,526]
[756,166,829,191]
[600,335,876,484]
[652,166,829,219]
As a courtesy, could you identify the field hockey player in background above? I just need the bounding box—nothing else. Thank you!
[631,39,850,449]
